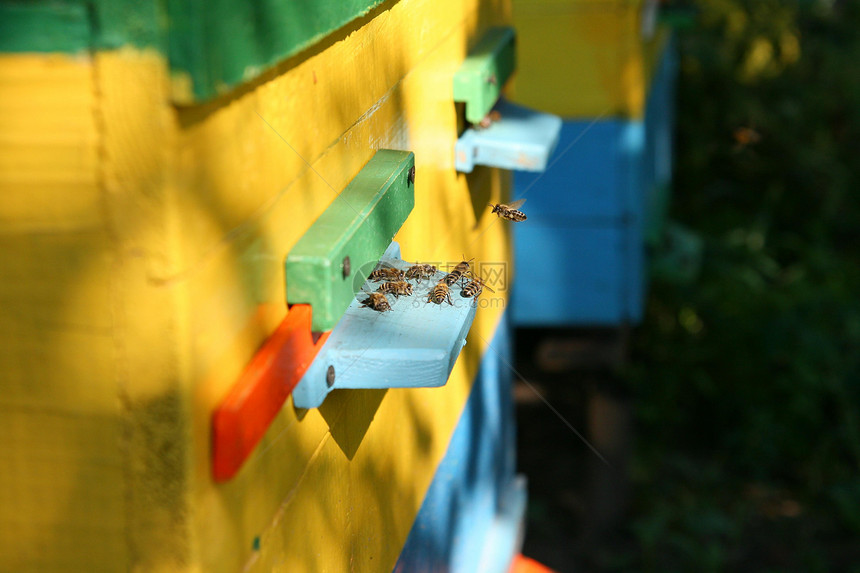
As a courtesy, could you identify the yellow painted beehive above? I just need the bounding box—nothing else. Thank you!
[510,0,670,119]
[0,1,516,570]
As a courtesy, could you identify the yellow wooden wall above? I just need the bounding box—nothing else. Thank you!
[510,0,668,119]
[0,0,514,570]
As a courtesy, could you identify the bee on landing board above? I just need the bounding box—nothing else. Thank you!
[443,257,473,286]
[461,276,495,300]
[360,291,392,312]
[427,280,453,306]
[489,198,527,222]
[369,266,405,282]
[405,263,437,283]
[377,280,413,298]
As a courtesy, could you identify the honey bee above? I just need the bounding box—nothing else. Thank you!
[476,110,502,130]
[461,276,495,299]
[488,198,527,222]
[360,291,392,312]
[405,263,438,282]
[443,257,473,286]
[377,280,413,298]
[369,266,405,282]
[427,280,453,306]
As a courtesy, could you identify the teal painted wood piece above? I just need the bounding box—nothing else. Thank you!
[454,27,516,124]
[455,98,561,173]
[292,243,478,409]
[285,150,415,332]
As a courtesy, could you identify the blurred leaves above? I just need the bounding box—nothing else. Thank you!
[620,0,860,570]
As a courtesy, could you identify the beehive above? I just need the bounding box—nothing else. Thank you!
[511,0,669,119]
[508,0,679,326]
[0,1,521,570]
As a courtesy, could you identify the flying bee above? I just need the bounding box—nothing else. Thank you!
[369,266,405,282]
[405,263,438,283]
[427,280,453,306]
[377,280,413,298]
[488,198,527,222]
[360,291,392,312]
[461,276,495,299]
[443,257,474,286]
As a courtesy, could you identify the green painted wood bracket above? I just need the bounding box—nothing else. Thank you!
[453,27,516,124]
[285,150,415,332]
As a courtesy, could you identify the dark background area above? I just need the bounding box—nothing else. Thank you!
[515,1,860,571]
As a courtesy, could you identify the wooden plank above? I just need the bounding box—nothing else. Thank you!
[454,98,561,173]
[0,52,127,571]
[0,408,126,570]
[212,304,330,481]
[92,48,188,571]
[0,54,100,234]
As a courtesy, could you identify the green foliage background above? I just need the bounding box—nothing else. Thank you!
[621,0,860,570]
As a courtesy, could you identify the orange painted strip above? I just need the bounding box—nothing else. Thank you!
[212,305,330,481]
[509,554,560,573]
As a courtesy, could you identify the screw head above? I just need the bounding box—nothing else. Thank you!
[326,365,335,387]
[342,256,351,279]
[407,165,415,187]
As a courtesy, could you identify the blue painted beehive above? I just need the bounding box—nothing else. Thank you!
[511,36,679,327]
